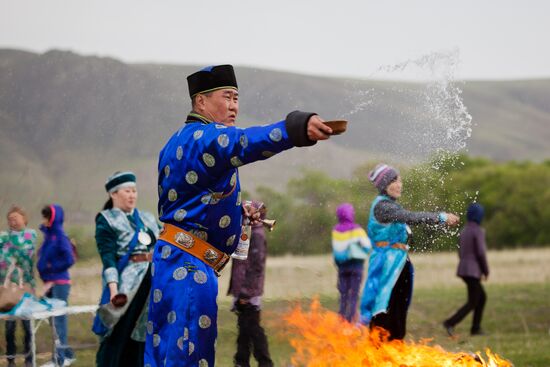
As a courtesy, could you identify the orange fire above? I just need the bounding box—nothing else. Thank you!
[284,299,512,367]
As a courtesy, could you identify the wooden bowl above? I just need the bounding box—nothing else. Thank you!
[111,293,128,308]
[323,120,348,135]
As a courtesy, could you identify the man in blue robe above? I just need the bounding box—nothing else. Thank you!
[145,65,333,367]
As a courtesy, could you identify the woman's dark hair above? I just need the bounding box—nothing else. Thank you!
[103,198,113,210]
[41,205,52,220]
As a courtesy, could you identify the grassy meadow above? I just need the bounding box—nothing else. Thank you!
[1,248,549,366]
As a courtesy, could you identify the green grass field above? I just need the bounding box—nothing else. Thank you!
[2,248,550,366]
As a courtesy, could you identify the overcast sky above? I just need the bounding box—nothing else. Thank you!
[1,0,549,80]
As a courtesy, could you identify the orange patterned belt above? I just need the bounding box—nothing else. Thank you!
[159,223,230,277]
[375,241,409,251]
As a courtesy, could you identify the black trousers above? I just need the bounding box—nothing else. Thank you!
[445,276,486,333]
[96,268,152,367]
[5,319,32,362]
[370,260,413,340]
[234,303,273,367]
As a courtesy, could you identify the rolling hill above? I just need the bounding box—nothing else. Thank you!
[0,49,548,223]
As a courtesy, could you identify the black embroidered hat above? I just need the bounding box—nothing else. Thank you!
[187,65,238,98]
[105,171,136,193]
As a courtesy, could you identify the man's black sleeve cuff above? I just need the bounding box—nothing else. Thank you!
[285,110,317,147]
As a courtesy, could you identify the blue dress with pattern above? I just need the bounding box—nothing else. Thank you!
[145,117,295,367]
[359,195,410,324]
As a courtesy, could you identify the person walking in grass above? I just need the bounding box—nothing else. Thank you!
[443,202,489,337]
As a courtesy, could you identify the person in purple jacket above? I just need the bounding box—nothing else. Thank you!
[331,203,371,322]
[227,201,273,367]
[37,204,76,366]
[443,203,489,337]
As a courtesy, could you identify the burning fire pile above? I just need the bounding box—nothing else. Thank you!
[284,299,512,367]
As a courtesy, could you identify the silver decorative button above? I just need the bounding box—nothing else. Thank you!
[175,232,195,249]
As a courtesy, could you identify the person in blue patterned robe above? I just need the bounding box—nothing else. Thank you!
[145,65,333,367]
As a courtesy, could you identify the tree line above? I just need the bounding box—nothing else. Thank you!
[69,154,550,259]
[256,155,550,255]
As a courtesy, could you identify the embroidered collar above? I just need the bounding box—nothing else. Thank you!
[186,112,212,125]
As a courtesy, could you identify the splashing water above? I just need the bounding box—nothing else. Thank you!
[345,50,476,249]
[402,51,474,248]
[347,48,472,158]
[345,88,375,116]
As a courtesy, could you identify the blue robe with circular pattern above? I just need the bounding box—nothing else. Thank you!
[145,116,296,367]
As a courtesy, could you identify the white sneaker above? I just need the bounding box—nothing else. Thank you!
[63,358,77,366]
[39,358,76,367]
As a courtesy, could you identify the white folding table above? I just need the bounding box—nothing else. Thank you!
[1,305,98,367]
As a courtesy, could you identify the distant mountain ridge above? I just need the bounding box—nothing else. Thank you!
[1,49,549,222]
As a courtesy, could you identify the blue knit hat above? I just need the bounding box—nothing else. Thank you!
[466,203,484,224]
[105,171,136,193]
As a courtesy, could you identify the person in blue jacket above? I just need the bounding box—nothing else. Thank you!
[145,64,333,367]
[359,164,459,340]
[37,204,76,366]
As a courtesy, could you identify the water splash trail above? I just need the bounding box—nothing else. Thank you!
[347,48,472,158]
[344,50,476,248]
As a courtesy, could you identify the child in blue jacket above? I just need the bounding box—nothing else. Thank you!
[37,204,76,366]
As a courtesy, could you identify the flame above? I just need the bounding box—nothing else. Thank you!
[284,299,512,367]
